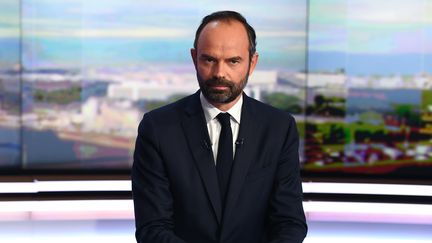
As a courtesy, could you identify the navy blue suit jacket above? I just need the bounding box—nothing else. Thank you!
[132,91,307,243]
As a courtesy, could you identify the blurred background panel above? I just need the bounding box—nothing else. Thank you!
[0,0,431,182]
[0,0,21,168]
[19,0,307,171]
[306,0,432,179]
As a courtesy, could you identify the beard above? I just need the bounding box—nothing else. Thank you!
[197,72,249,104]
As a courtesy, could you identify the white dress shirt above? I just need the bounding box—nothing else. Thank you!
[200,92,242,164]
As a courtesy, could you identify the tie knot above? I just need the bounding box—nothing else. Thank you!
[216,113,231,128]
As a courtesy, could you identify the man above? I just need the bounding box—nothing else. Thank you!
[132,10,307,243]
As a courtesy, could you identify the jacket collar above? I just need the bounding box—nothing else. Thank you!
[182,91,222,223]
[182,90,258,226]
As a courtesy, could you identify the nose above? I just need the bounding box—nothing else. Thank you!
[212,62,226,79]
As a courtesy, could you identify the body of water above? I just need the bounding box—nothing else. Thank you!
[0,126,131,169]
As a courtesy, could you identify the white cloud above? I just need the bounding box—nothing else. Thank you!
[0,28,19,37]
[258,30,306,38]
[24,27,193,38]
[348,0,432,26]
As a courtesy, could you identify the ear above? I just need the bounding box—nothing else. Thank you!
[190,48,198,69]
[248,52,259,75]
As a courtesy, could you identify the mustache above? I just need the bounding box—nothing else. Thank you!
[205,77,233,87]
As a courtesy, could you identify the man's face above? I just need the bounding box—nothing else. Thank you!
[191,20,258,106]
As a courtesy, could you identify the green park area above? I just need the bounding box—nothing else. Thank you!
[34,86,81,104]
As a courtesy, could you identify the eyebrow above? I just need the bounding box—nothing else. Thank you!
[199,54,216,60]
[199,54,243,61]
[227,56,242,62]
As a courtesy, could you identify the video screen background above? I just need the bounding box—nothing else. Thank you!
[306,0,432,176]
[0,0,20,168]
[1,0,307,170]
[1,0,431,179]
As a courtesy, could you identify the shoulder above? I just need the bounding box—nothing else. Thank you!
[139,92,197,127]
[244,95,296,124]
[136,94,193,139]
[243,95,299,147]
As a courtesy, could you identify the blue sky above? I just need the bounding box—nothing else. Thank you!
[21,0,306,40]
[3,0,431,74]
[0,0,19,38]
[309,0,432,54]
[15,0,307,70]
[308,0,432,75]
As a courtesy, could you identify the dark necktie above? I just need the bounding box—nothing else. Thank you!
[216,112,233,206]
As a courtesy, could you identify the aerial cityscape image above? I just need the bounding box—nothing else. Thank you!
[0,0,308,170]
[0,0,20,167]
[305,0,432,175]
[0,0,431,178]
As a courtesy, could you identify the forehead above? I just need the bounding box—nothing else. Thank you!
[196,20,250,55]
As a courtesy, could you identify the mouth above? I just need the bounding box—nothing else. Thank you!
[210,85,229,90]
[203,78,232,92]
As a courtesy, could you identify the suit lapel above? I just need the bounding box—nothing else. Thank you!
[181,91,222,224]
[222,94,257,225]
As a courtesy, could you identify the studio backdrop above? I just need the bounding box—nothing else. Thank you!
[0,0,431,181]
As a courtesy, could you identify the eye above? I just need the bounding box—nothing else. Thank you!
[205,57,215,63]
[199,55,216,64]
[200,56,215,63]
[228,58,241,65]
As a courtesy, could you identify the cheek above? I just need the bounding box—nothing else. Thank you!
[197,64,206,72]
[234,66,249,79]
[197,64,211,77]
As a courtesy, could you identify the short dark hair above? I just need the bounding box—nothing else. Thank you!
[193,11,257,58]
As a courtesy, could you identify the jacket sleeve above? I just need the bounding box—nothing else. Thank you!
[131,113,186,243]
[268,115,308,243]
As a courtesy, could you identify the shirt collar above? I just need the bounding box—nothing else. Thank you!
[200,91,243,125]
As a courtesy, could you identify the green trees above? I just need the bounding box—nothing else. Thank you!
[34,86,81,104]
[262,92,303,114]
